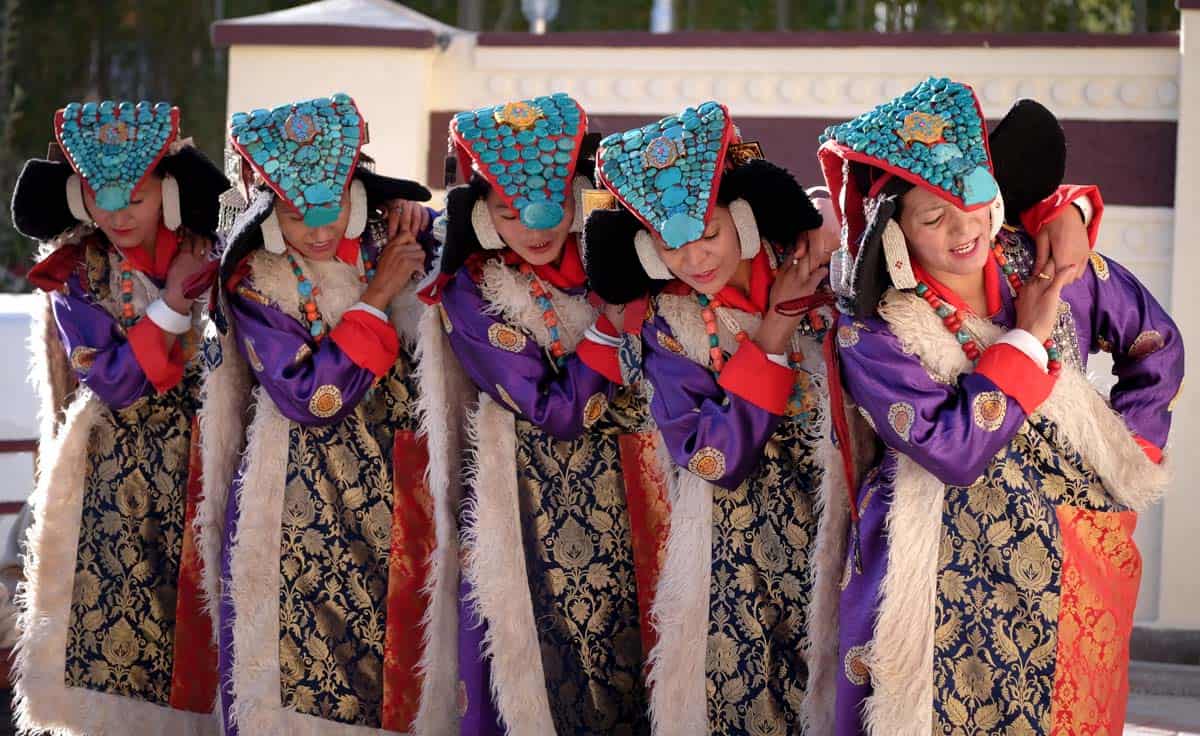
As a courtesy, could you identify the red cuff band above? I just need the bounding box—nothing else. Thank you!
[718,340,795,415]
[577,338,622,385]
[975,343,1057,415]
[331,309,401,378]
[1132,434,1163,465]
[127,319,185,393]
[1020,184,1104,250]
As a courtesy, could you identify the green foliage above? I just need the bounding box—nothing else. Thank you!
[0,0,1181,289]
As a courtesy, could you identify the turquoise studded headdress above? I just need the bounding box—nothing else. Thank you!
[818,77,1000,258]
[449,93,586,230]
[594,101,735,249]
[53,100,180,212]
[229,93,365,228]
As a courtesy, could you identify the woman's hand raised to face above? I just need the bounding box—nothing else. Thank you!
[164,229,213,313]
[755,240,829,354]
[1035,205,1089,286]
[1015,258,1079,343]
[361,205,427,311]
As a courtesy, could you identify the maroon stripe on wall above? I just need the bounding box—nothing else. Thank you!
[427,112,1175,207]
[211,23,438,49]
[476,31,1179,49]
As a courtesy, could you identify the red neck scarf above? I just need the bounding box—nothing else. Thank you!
[910,249,1002,318]
[119,223,178,281]
[503,234,587,291]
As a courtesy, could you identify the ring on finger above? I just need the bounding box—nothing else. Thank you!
[1036,272,1051,280]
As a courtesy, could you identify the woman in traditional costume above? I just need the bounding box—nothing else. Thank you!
[12,100,228,734]
[815,77,1183,736]
[417,92,669,735]
[198,93,455,735]
[582,101,836,736]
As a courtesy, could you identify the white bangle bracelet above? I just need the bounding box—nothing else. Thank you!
[994,329,1049,372]
[146,298,192,335]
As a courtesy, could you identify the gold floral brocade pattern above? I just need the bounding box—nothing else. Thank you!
[65,366,202,704]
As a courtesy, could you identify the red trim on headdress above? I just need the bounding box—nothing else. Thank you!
[595,104,736,245]
[53,106,181,209]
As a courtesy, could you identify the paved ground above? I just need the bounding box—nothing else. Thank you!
[1127,692,1200,734]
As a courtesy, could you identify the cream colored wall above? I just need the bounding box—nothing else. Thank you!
[225,31,1198,627]
[1160,10,1200,629]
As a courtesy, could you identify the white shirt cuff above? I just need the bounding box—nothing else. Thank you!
[346,301,389,323]
[994,329,1049,372]
[146,299,192,335]
[1071,196,1094,227]
[584,322,622,348]
[765,352,790,368]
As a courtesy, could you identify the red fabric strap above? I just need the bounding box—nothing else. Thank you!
[717,339,794,415]
[577,337,622,385]
[330,309,401,378]
[127,318,185,393]
[975,343,1057,415]
[1020,184,1104,250]
[1132,434,1163,465]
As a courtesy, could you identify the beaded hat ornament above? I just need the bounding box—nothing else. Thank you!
[54,100,179,212]
[449,93,587,230]
[229,93,365,228]
[594,101,735,249]
[818,77,1000,261]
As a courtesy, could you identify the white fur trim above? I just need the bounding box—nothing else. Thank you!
[728,198,761,260]
[644,467,712,736]
[260,207,286,254]
[411,307,473,736]
[162,173,183,231]
[12,392,218,735]
[634,231,673,281]
[65,174,89,222]
[460,395,556,734]
[569,175,589,233]
[196,327,252,634]
[344,179,368,240]
[477,258,597,352]
[471,199,506,251]
[800,433,851,735]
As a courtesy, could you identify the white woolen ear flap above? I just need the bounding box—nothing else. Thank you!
[634,230,673,281]
[882,219,918,290]
[344,179,368,239]
[161,174,182,231]
[471,199,506,250]
[728,198,761,260]
[569,175,589,233]
[989,193,1006,240]
[65,174,89,222]
[260,207,287,254]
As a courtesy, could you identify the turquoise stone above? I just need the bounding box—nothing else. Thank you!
[660,213,705,248]
[303,204,338,227]
[661,185,686,208]
[654,166,681,190]
[95,184,128,211]
[521,200,564,229]
[961,166,998,205]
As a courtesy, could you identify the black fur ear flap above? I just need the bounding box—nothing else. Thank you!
[439,179,489,275]
[848,196,896,318]
[583,206,653,305]
[988,99,1066,224]
[218,186,274,297]
[719,159,822,247]
[11,159,77,241]
[158,146,231,239]
[354,166,432,210]
[575,132,603,182]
